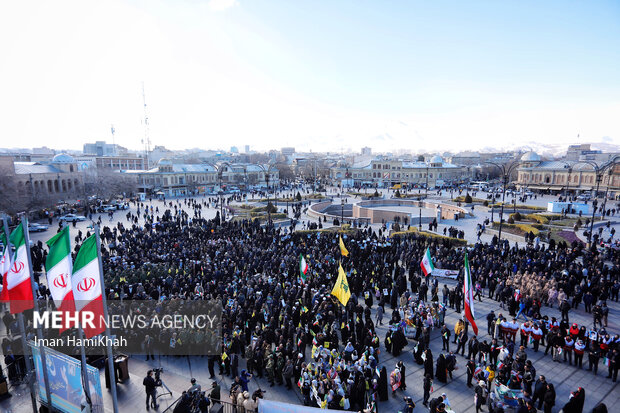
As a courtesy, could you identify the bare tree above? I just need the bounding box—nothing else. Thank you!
[84,169,138,200]
[0,163,27,215]
[275,161,294,182]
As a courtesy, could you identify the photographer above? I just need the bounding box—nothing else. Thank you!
[243,389,263,411]
[188,378,201,394]
[143,370,158,411]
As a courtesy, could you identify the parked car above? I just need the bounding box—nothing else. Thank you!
[59,214,86,222]
[28,223,49,232]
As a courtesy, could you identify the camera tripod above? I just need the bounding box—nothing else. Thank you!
[156,378,173,400]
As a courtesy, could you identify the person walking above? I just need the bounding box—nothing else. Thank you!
[532,375,547,410]
[543,383,555,413]
[441,324,451,351]
[423,373,432,407]
[466,357,476,388]
[474,380,487,413]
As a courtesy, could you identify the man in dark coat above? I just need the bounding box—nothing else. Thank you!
[532,375,547,410]
[466,357,476,388]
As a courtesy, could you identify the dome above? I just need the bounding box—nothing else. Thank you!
[51,153,75,163]
[429,155,443,164]
[158,158,172,165]
[520,151,541,162]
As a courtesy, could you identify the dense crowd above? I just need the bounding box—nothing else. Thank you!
[3,193,619,413]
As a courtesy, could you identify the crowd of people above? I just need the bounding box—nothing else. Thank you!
[2,191,619,413]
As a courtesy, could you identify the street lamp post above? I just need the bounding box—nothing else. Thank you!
[564,166,572,200]
[341,198,345,226]
[218,173,224,223]
[484,161,521,243]
[588,174,602,246]
[419,206,422,230]
[600,169,613,222]
[425,165,429,199]
[257,164,274,225]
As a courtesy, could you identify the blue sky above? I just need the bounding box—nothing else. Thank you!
[0,0,618,153]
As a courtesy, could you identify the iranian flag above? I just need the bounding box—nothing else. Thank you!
[0,234,10,302]
[463,252,478,335]
[72,234,105,338]
[299,254,309,283]
[420,247,434,276]
[45,226,76,333]
[7,222,34,314]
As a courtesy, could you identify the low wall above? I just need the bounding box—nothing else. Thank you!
[308,201,371,224]
[352,199,467,224]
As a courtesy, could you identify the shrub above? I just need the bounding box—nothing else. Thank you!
[464,194,473,204]
[507,216,515,224]
[513,212,522,221]
[483,200,489,207]
[492,222,540,236]
[526,214,549,224]
[373,190,380,197]
[395,189,401,198]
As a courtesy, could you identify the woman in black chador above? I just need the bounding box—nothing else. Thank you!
[435,353,448,383]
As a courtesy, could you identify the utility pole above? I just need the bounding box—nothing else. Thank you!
[142,82,151,169]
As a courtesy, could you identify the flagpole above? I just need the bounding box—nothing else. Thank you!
[78,327,93,409]
[3,216,39,413]
[22,217,55,412]
[94,224,119,413]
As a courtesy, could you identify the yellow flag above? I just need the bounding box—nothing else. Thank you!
[339,236,349,257]
[331,263,351,306]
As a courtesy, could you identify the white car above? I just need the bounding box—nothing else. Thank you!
[59,213,86,222]
[28,223,49,232]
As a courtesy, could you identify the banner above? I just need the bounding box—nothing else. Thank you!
[431,269,459,279]
[495,384,524,408]
[29,342,103,413]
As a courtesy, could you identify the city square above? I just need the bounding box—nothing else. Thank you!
[1,2,619,413]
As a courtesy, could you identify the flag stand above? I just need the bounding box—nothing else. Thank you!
[3,217,38,413]
[95,225,119,413]
[22,216,55,412]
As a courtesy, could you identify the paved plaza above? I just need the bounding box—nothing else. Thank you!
[1,188,618,413]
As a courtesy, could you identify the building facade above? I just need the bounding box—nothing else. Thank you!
[83,141,127,157]
[0,154,85,211]
[125,160,279,197]
[95,156,145,170]
[330,156,471,188]
[516,151,620,197]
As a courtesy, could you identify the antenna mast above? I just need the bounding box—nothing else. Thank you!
[142,82,151,168]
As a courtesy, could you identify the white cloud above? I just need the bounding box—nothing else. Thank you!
[207,0,238,11]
